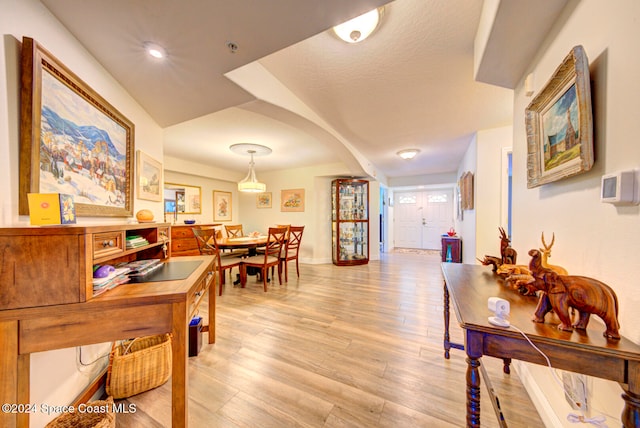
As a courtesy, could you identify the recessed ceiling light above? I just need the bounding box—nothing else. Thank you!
[143,42,166,59]
[397,149,420,160]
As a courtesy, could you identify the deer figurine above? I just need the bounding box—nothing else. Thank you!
[478,227,517,271]
[540,232,568,275]
[499,227,517,265]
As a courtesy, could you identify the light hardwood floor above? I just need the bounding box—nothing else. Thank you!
[116,251,544,427]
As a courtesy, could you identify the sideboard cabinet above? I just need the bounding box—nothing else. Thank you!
[0,223,170,310]
[170,223,221,256]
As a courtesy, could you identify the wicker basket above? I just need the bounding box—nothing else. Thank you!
[45,396,115,428]
[105,334,172,399]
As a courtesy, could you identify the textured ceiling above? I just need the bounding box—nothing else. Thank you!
[39,0,563,181]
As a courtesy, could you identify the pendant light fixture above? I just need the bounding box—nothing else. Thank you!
[230,143,272,193]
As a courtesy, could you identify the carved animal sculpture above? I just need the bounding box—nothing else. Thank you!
[477,255,502,272]
[499,227,517,265]
[540,232,568,275]
[496,264,536,295]
[478,228,518,272]
[527,249,620,340]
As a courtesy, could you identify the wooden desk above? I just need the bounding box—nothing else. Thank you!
[0,255,215,428]
[441,263,640,428]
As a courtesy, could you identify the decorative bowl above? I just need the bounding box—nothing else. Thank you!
[184,220,196,225]
[136,209,154,222]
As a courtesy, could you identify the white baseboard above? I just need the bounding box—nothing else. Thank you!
[513,361,562,427]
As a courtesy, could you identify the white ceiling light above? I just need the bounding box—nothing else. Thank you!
[333,8,381,43]
[397,149,420,160]
[230,143,272,193]
[144,42,166,59]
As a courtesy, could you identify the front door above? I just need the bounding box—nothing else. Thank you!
[394,189,454,250]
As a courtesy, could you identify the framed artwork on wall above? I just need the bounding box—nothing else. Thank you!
[460,171,474,210]
[256,192,272,208]
[136,150,162,201]
[213,190,232,221]
[525,45,593,188]
[19,37,134,217]
[281,188,305,212]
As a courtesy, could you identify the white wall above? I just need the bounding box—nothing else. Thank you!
[0,1,165,425]
[476,125,513,261]
[509,1,640,425]
[456,134,477,263]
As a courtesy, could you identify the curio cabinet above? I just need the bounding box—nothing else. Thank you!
[331,178,369,266]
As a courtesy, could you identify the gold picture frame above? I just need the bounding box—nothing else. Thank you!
[256,192,272,209]
[165,183,201,214]
[136,150,162,202]
[19,37,134,217]
[213,190,232,221]
[525,45,593,188]
[281,188,305,212]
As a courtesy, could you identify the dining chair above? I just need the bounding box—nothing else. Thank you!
[239,227,287,292]
[257,224,289,255]
[192,226,216,256]
[224,224,244,238]
[192,228,243,295]
[280,225,304,282]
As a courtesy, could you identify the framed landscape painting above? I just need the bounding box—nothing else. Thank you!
[525,45,593,188]
[213,190,232,221]
[136,150,162,201]
[19,37,134,216]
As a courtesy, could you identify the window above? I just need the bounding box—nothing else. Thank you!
[428,194,448,203]
[398,194,417,204]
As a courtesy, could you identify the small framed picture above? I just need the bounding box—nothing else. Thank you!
[281,188,304,212]
[256,192,272,209]
[213,190,232,221]
[136,150,163,202]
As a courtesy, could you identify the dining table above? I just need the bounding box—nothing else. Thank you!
[216,235,269,285]
[216,235,268,255]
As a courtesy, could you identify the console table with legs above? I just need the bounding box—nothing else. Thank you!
[441,262,640,428]
[0,224,216,427]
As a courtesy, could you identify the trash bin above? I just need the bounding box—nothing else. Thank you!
[189,316,202,357]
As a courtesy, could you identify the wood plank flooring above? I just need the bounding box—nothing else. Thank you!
[115,252,544,427]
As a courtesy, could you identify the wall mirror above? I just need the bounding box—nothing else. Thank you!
[164,183,202,214]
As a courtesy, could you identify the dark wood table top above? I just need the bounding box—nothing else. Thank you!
[441,262,640,359]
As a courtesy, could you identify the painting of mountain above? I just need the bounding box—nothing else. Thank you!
[39,67,130,210]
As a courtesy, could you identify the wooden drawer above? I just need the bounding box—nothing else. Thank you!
[172,238,198,253]
[172,227,195,239]
[93,231,124,258]
[188,269,214,318]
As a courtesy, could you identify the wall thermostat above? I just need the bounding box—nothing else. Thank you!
[601,170,637,205]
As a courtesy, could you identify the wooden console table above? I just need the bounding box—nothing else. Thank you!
[441,262,640,428]
[0,224,216,427]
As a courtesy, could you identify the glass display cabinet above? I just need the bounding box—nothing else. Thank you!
[332,178,369,266]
